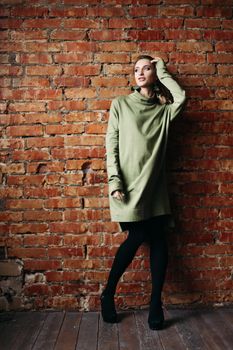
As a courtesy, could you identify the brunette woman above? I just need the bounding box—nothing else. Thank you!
[101,55,186,330]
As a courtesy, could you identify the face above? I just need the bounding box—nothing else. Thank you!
[134,59,157,88]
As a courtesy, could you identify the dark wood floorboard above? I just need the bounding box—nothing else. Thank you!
[97,314,119,350]
[135,309,162,350]
[168,309,212,350]
[0,307,233,350]
[54,312,81,350]
[32,312,65,350]
[118,311,141,350]
[75,312,99,350]
[158,309,187,350]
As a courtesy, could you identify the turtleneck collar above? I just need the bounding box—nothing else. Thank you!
[129,89,158,105]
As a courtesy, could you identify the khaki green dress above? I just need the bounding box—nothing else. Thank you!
[106,59,186,225]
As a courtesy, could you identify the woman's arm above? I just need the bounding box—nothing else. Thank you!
[106,99,124,198]
[152,58,186,121]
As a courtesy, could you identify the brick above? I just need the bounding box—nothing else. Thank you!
[11,7,48,16]
[63,65,101,76]
[128,30,164,41]
[91,76,128,87]
[197,6,232,18]
[202,100,233,110]
[105,64,133,75]
[6,125,43,137]
[215,42,233,52]
[47,101,85,111]
[8,102,46,112]
[26,161,64,173]
[178,65,216,75]
[24,187,62,198]
[159,6,194,16]
[0,187,23,198]
[222,19,233,29]
[165,30,202,40]
[63,19,99,29]
[139,42,175,53]
[0,163,25,174]
[54,53,92,63]
[215,89,233,98]
[48,247,84,258]
[94,53,130,63]
[66,159,105,170]
[0,212,22,222]
[45,124,84,135]
[185,18,221,28]
[24,42,61,53]
[18,53,52,64]
[50,30,86,40]
[24,260,62,271]
[170,53,206,64]
[6,199,43,210]
[11,29,47,40]
[64,88,96,99]
[24,211,62,222]
[27,137,64,148]
[50,222,87,233]
[8,248,46,258]
[0,42,24,52]
[64,186,101,197]
[85,123,107,134]
[208,53,233,63]
[26,66,62,76]
[65,135,104,146]
[88,7,124,17]
[0,19,23,28]
[64,209,103,221]
[203,30,233,40]
[89,30,126,41]
[99,88,129,98]
[98,42,137,52]
[12,150,50,161]
[53,76,90,87]
[109,18,146,28]
[23,19,61,28]
[50,8,86,17]
[0,65,23,76]
[84,197,109,208]
[63,42,97,52]
[0,261,22,276]
[204,77,233,87]
[10,223,48,234]
[177,42,213,52]
[45,198,82,209]
[13,77,50,88]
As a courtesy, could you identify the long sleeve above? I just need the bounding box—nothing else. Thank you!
[106,98,124,195]
[156,59,186,121]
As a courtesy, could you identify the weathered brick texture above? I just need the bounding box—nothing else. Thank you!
[0,0,233,310]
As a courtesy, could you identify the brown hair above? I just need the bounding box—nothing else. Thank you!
[134,55,173,104]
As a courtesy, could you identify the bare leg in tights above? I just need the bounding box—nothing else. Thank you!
[101,216,168,329]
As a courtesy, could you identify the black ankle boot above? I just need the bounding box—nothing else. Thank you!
[100,292,118,323]
[148,301,164,330]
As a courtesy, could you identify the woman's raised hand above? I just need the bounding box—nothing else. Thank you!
[151,57,162,64]
[112,190,125,201]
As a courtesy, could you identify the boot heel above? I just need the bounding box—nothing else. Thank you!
[100,293,118,323]
[148,302,164,330]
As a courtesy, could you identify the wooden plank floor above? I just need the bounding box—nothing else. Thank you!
[0,307,233,350]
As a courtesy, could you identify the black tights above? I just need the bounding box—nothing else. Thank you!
[104,216,168,306]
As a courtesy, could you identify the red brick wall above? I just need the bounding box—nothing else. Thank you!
[0,0,232,310]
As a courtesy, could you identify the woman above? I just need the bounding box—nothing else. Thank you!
[101,55,186,330]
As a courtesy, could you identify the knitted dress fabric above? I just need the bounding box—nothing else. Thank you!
[106,59,186,225]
